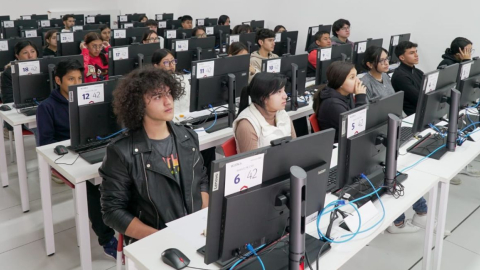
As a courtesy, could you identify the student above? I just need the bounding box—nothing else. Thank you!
[438,37,473,68]
[233,25,252,34]
[391,41,423,116]
[274,25,286,33]
[228,42,256,76]
[145,19,158,32]
[360,46,395,101]
[307,30,331,75]
[152,49,177,73]
[62,14,75,32]
[100,25,111,43]
[36,59,118,258]
[218,15,230,26]
[43,30,58,56]
[142,30,159,44]
[80,32,109,83]
[313,61,367,141]
[249,28,278,82]
[331,19,353,47]
[99,67,209,242]
[139,15,148,23]
[234,72,296,153]
[180,15,193,29]
[192,26,207,38]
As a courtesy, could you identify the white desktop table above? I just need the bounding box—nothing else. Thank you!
[0,103,37,212]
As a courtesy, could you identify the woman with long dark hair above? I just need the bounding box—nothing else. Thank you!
[43,30,58,56]
[80,32,110,82]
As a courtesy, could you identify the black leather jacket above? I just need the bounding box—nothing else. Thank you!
[99,122,209,242]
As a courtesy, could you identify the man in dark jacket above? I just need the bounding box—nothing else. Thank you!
[391,41,424,116]
[99,67,209,243]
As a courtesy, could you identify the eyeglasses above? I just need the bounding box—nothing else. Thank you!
[340,26,350,31]
[162,59,178,67]
[378,56,391,65]
[91,45,103,50]
[147,37,160,43]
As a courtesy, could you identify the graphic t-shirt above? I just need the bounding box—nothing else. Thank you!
[81,47,109,83]
[150,135,180,183]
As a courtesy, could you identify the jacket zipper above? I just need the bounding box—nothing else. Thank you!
[191,151,200,212]
[141,153,160,229]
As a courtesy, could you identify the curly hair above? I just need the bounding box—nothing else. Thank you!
[113,66,186,131]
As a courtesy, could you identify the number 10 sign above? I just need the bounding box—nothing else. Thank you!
[224,153,264,196]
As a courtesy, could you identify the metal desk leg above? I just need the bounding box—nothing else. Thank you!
[38,154,55,256]
[433,181,450,270]
[13,125,29,212]
[76,181,93,270]
[0,117,9,187]
[422,183,438,270]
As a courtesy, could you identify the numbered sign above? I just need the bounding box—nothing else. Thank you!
[175,40,189,52]
[114,29,126,39]
[61,33,74,43]
[158,21,167,29]
[461,62,472,80]
[0,41,8,51]
[320,48,332,61]
[156,14,163,20]
[425,72,439,93]
[77,83,105,106]
[347,108,367,138]
[357,42,367,54]
[206,27,214,35]
[86,17,95,23]
[113,47,129,61]
[275,33,281,43]
[166,30,177,39]
[229,35,240,45]
[224,154,264,196]
[197,19,205,26]
[196,61,215,79]
[3,21,14,28]
[24,30,37,38]
[72,25,83,32]
[392,36,400,46]
[40,20,51,27]
[18,61,40,76]
[266,59,281,73]
[22,15,31,20]
[119,15,128,22]
[311,26,319,36]
[124,23,133,28]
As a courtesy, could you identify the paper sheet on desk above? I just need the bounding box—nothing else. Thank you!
[166,208,209,249]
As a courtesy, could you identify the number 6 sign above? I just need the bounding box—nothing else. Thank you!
[224,153,264,196]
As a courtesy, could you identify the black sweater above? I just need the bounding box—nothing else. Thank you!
[437,54,469,68]
[391,62,424,116]
[0,66,13,103]
[316,87,367,142]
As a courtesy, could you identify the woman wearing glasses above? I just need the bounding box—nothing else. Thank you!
[152,49,177,73]
[142,30,160,44]
[80,32,110,82]
[360,46,395,101]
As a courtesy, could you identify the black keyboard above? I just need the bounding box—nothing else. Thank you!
[328,166,337,187]
[180,110,229,126]
[15,102,36,109]
[400,127,413,145]
[21,108,37,116]
[68,139,111,154]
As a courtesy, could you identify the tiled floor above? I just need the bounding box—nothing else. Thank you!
[1,135,480,270]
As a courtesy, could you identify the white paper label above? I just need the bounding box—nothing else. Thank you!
[156,14,163,20]
[197,19,205,26]
[344,201,378,232]
[72,25,83,32]
[61,32,74,43]
[206,27,214,35]
[311,26,319,36]
[357,42,367,54]
[224,153,264,196]
[24,30,37,38]
[243,22,250,25]
[87,17,95,23]
[392,36,400,46]
[425,72,439,93]
[197,61,215,78]
[229,35,240,45]
[77,83,105,106]
[320,48,332,61]
[22,15,31,20]
[3,21,14,28]
[347,108,367,138]
[266,59,281,73]
[18,61,40,76]
[119,15,128,22]
[114,29,126,39]
[461,62,473,80]
[125,23,134,28]
[158,21,167,29]
[0,41,8,51]
[40,20,51,27]
[166,30,177,39]
[175,40,189,52]
[113,47,129,61]
[275,33,281,43]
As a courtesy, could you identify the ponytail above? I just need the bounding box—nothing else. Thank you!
[312,84,327,115]
[237,85,250,117]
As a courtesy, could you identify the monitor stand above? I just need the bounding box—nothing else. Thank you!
[408,134,448,160]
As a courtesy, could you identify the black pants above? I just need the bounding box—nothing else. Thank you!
[86,181,115,246]
[293,117,309,138]
[201,147,216,178]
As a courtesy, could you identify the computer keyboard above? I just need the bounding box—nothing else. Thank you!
[15,102,37,109]
[400,127,413,146]
[21,108,37,116]
[68,139,111,154]
[179,110,229,126]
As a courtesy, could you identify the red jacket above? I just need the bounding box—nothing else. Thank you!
[82,47,109,83]
[308,49,317,69]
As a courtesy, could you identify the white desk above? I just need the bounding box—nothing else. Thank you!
[0,103,37,212]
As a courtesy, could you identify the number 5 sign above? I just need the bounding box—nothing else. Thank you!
[224,153,264,196]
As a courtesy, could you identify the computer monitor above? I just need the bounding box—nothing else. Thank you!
[304,24,332,52]
[2,20,38,39]
[242,20,264,31]
[226,32,258,53]
[21,29,40,38]
[20,14,48,20]
[314,44,353,85]
[204,129,335,266]
[352,38,383,74]
[119,22,135,29]
[126,13,146,22]
[110,27,149,46]
[155,13,174,21]
[456,57,480,108]
[108,43,160,76]
[117,15,129,24]
[0,37,43,71]
[163,29,193,50]
[85,14,110,27]
[171,36,216,72]
[196,18,217,27]
[50,18,63,28]
[167,19,183,30]
[261,54,308,111]
[205,25,230,51]
[37,27,61,40]
[388,33,410,64]
[69,14,85,26]
[57,29,100,56]
[0,16,10,22]
[133,22,146,28]
[82,24,106,31]
[273,30,298,56]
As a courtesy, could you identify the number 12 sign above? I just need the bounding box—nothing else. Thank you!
[77,83,105,106]
[224,153,264,196]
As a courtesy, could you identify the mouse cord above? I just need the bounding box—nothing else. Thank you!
[54,154,80,165]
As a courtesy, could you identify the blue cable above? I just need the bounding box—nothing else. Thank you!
[228,244,266,270]
[466,113,476,130]
[96,128,127,140]
[203,104,217,131]
[246,244,265,270]
[317,200,362,243]
[428,123,445,137]
[33,98,40,105]
[183,69,191,74]
[398,144,446,174]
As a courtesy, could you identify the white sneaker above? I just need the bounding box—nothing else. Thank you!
[387,219,421,234]
[450,177,462,185]
[412,213,451,236]
[459,164,480,177]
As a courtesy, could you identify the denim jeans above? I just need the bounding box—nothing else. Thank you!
[394,197,428,225]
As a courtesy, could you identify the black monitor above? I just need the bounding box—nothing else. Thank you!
[21,29,40,38]
[14,19,38,30]
[167,19,182,30]
[119,22,134,29]
[86,14,110,27]
[314,44,353,84]
[226,32,258,53]
[133,22,146,28]
[0,16,10,22]
[261,54,308,111]
[163,29,193,50]
[21,14,48,20]
[456,57,480,108]
[352,38,383,74]
[108,43,160,76]
[388,33,410,64]
[110,27,149,46]
[155,13,174,21]
[126,13,146,22]
[304,25,332,52]
[205,25,230,51]
[204,129,335,266]
[117,15,129,24]
[0,37,43,71]
[57,29,100,56]
[50,18,63,28]
[37,27,61,41]
[273,30,298,56]
[83,24,106,31]
[172,36,216,72]
[196,18,217,27]
[69,14,85,26]
[242,20,264,31]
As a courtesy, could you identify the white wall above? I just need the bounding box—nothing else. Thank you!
[116,0,480,72]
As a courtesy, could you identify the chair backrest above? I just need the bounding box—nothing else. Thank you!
[221,137,237,157]
[309,113,320,133]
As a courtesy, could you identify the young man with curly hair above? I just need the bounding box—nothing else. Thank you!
[99,67,209,243]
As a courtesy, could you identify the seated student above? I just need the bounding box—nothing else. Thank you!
[139,15,148,23]
[99,67,209,242]
[360,46,395,101]
[180,15,193,29]
[36,59,118,257]
[145,19,158,32]
[249,28,278,82]
[192,26,207,38]
[228,42,256,77]
[80,32,110,82]
[307,30,331,75]
[43,30,58,56]
[62,14,75,32]
[142,30,159,44]
[391,41,423,116]
[232,25,252,35]
[218,15,230,26]
[234,72,296,153]
[100,25,111,43]
[274,25,286,33]
[313,61,367,141]
[438,37,473,68]
[152,49,177,73]
[331,19,353,47]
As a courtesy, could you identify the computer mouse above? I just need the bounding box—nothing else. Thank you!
[54,145,69,155]
[0,105,11,111]
[161,248,190,269]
